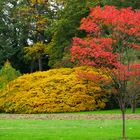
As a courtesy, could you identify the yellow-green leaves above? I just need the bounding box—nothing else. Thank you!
[24,42,47,61]
[0,66,108,113]
[0,61,21,89]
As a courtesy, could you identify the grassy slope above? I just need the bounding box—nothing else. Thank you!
[0,120,140,140]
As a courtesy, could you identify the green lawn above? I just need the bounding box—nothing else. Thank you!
[60,108,140,114]
[0,120,140,140]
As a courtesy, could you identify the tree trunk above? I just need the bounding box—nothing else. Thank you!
[122,110,126,139]
[30,61,34,73]
[131,100,136,113]
[38,58,42,71]
[121,102,126,139]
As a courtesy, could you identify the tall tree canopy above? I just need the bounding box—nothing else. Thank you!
[0,0,59,72]
[47,0,107,68]
[71,5,140,138]
[0,0,139,72]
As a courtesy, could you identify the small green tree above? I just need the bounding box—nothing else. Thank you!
[24,42,47,71]
[0,61,21,89]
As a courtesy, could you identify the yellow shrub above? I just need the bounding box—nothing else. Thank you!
[0,67,108,113]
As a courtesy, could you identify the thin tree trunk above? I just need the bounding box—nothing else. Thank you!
[122,110,126,139]
[30,61,34,73]
[131,100,136,113]
[38,58,42,71]
[121,103,126,139]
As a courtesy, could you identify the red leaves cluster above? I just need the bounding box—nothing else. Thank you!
[71,37,119,68]
[81,6,140,38]
[112,64,140,81]
[71,6,140,69]
[71,5,140,90]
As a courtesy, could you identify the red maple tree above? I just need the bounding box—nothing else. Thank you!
[71,6,140,138]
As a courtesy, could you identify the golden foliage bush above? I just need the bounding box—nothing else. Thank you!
[0,67,108,113]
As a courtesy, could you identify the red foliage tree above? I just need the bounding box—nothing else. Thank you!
[71,6,140,138]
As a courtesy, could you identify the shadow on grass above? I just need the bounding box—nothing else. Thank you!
[109,137,140,140]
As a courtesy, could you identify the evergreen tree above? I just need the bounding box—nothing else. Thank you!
[0,61,21,89]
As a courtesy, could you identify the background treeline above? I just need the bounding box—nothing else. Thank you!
[0,0,140,73]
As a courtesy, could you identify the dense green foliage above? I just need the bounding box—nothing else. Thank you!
[47,0,90,68]
[105,0,140,9]
[0,67,108,113]
[0,0,29,72]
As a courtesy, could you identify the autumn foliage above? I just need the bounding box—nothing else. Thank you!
[71,6,140,104]
[0,67,108,113]
[71,6,140,69]
[71,6,140,138]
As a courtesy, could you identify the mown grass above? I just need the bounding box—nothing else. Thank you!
[60,108,140,114]
[34,108,140,114]
[0,108,139,140]
[0,120,140,140]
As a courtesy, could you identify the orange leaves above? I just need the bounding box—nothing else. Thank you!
[76,69,107,85]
